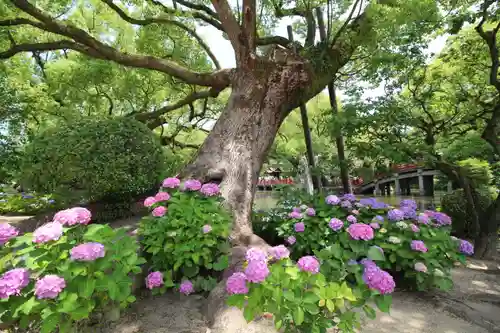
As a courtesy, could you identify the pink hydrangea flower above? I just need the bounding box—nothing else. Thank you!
[369,222,380,229]
[53,207,91,226]
[347,215,357,223]
[0,268,30,298]
[347,223,374,241]
[155,192,170,202]
[200,183,220,196]
[72,207,92,225]
[246,248,268,263]
[305,208,316,216]
[269,245,290,260]
[34,275,66,299]
[286,236,296,245]
[410,224,420,232]
[417,213,430,224]
[362,265,395,294]
[329,218,343,231]
[144,196,157,207]
[162,177,181,188]
[244,260,270,283]
[289,211,302,219]
[33,222,63,243]
[179,280,194,295]
[70,242,105,261]
[414,262,427,273]
[152,206,167,217]
[146,271,163,289]
[411,240,428,252]
[294,222,305,232]
[202,224,212,233]
[226,272,248,295]
[297,256,320,274]
[0,223,18,245]
[184,179,202,191]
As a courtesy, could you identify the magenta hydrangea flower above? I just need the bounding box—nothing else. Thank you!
[297,256,320,274]
[269,245,290,260]
[184,179,202,191]
[0,268,30,298]
[70,242,105,261]
[145,271,163,289]
[410,224,420,233]
[369,222,380,229]
[179,280,194,295]
[305,208,316,216]
[347,223,374,241]
[411,240,428,253]
[155,192,170,202]
[144,196,157,207]
[162,177,181,188]
[417,213,430,224]
[362,265,395,294]
[414,262,427,273]
[0,223,18,245]
[34,275,66,299]
[200,183,220,196]
[325,195,340,205]
[459,239,474,255]
[202,224,212,233]
[292,207,301,213]
[387,209,404,221]
[286,236,296,245]
[346,215,357,224]
[152,206,167,217]
[328,218,344,231]
[246,248,268,263]
[33,222,63,243]
[244,260,270,283]
[289,211,302,219]
[226,272,248,295]
[294,222,305,232]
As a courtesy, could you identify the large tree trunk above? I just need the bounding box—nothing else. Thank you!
[474,194,500,259]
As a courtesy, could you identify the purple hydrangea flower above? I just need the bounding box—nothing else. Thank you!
[362,265,395,294]
[184,179,202,191]
[360,258,376,267]
[146,271,163,289]
[245,260,270,283]
[359,198,376,206]
[292,207,301,213]
[202,224,212,233]
[289,211,302,219]
[372,201,388,209]
[341,200,352,209]
[297,256,320,274]
[370,222,380,229]
[34,275,66,299]
[329,218,344,231]
[179,280,194,295]
[417,213,430,224]
[400,199,417,210]
[432,212,452,226]
[269,245,290,260]
[347,223,374,240]
[346,215,357,223]
[286,236,296,245]
[162,177,181,188]
[402,206,417,219]
[226,272,248,295]
[459,239,474,255]
[200,183,220,196]
[33,222,63,244]
[70,242,105,261]
[294,222,305,232]
[387,209,404,221]
[410,224,420,232]
[325,195,340,205]
[0,268,30,298]
[414,262,427,273]
[246,248,268,263]
[305,208,316,216]
[342,193,357,201]
[0,223,18,245]
[411,240,428,253]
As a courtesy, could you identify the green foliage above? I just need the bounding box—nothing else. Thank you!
[139,180,231,293]
[457,158,493,187]
[0,212,144,332]
[0,190,61,215]
[441,187,495,238]
[20,117,165,201]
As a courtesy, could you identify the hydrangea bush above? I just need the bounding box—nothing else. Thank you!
[139,177,231,294]
[0,207,145,332]
[256,193,472,292]
[226,246,394,333]
[0,190,59,215]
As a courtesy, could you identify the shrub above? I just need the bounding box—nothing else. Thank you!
[0,189,62,215]
[441,187,494,238]
[0,207,144,332]
[457,158,493,187]
[20,117,165,202]
[139,177,231,293]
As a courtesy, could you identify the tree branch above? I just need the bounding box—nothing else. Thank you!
[101,0,220,69]
[256,35,293,48]
[242,0,256,53]
[5,0,230,87]
[210,0,243,62]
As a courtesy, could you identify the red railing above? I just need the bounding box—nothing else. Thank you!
[257,178,294,186]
